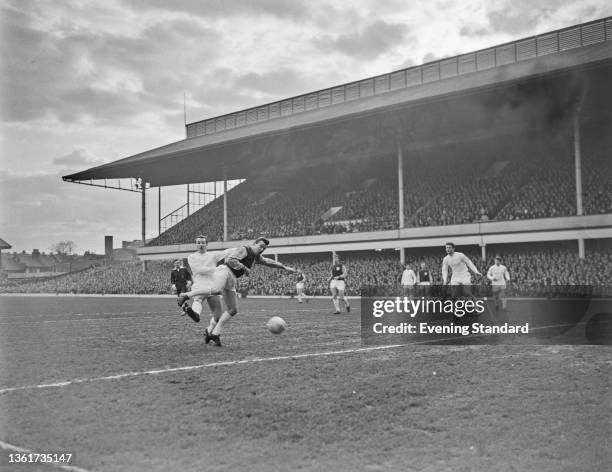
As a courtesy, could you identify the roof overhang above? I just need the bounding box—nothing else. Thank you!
[63,39,612,188]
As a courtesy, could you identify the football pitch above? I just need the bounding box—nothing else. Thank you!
[0,296,609,472]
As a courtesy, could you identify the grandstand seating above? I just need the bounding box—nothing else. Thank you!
[146,138,611,246]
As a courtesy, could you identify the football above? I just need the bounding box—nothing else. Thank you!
[266,316,287,334]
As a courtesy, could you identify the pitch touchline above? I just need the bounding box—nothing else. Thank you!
[0,440,91,472]
[0,344,403,394]
[0,321,595,395]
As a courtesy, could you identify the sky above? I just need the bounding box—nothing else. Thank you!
[1,0,610,254]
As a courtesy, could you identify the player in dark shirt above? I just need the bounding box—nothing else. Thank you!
[178,237,296,346]
[170,259,192,295]
[329,253,350,314]
[417,261,433,297]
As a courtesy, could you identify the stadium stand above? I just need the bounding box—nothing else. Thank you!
[146,137,611,245]
[2,242,610,297]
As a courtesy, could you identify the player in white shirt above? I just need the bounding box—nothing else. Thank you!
[295,271,307,303]
[441,242,481,307]
[179,237,296,346]
[486,255,510,311]
[183,235,230,332]
[401,263,417,298]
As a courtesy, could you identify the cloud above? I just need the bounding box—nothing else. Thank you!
[52,149,105,167]
[314,20,411,59]
[233,68,314,97]
[483,0,609,36]
[124,0,311,21]
[0,4,223,125]
[459,24,490,37]
[0,171,145,252]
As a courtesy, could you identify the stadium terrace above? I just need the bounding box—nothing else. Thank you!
[62,19,612,267]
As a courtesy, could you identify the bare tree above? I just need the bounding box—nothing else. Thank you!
[50,240,76,255]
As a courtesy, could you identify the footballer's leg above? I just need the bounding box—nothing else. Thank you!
[183,295,203,323]
[450,281,465,319]
[191,296,203,315]
[500,287,508,311]
[330,285,341,314]
[210,290,238,346]
[204,295,222,344]
[339,287,350,313]
[179,283,221,306]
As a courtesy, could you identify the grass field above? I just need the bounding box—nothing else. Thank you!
[0,296,610,472]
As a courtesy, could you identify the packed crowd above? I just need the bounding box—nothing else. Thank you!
[147,143,610,246]
[0,262,170,295]
[3,244,610,297]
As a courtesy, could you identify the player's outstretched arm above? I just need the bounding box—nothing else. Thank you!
[259,256,296,272]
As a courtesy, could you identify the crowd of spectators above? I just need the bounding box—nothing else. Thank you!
[0,262,171,295]
[147,142,611,247]
[3,244,610,297]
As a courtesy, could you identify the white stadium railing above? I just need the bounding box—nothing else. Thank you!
[185,18,611,139]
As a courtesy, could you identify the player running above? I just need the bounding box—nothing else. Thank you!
[441,242,481,315]
[486,255,510,311]
[178,237,296,346]
[330,254,350,314]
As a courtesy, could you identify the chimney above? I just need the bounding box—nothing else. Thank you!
[105,236,113,258]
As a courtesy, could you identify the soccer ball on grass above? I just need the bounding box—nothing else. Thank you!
[266,316,287,334]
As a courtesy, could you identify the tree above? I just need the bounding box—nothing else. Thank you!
[50,240,76,255]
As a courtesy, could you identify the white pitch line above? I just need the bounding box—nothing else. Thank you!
[0,344,403,394]
[0,320,601,395]
[0,440,91,472]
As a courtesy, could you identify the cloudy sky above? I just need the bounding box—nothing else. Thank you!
[1,0,610,254]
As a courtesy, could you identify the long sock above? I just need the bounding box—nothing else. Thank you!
[212,311,232,335]
[343,297,350,308]
[207,316,217,332]
[192,300,203,315]
[332,298,340,311]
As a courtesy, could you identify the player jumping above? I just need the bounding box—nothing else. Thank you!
[178,237,296,346]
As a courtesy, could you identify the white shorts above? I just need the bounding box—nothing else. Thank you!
[450,276,471,286]
[296,282,304,290]
[330,279,346,292]
[213,265,237,293]
[190,273,217,294]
